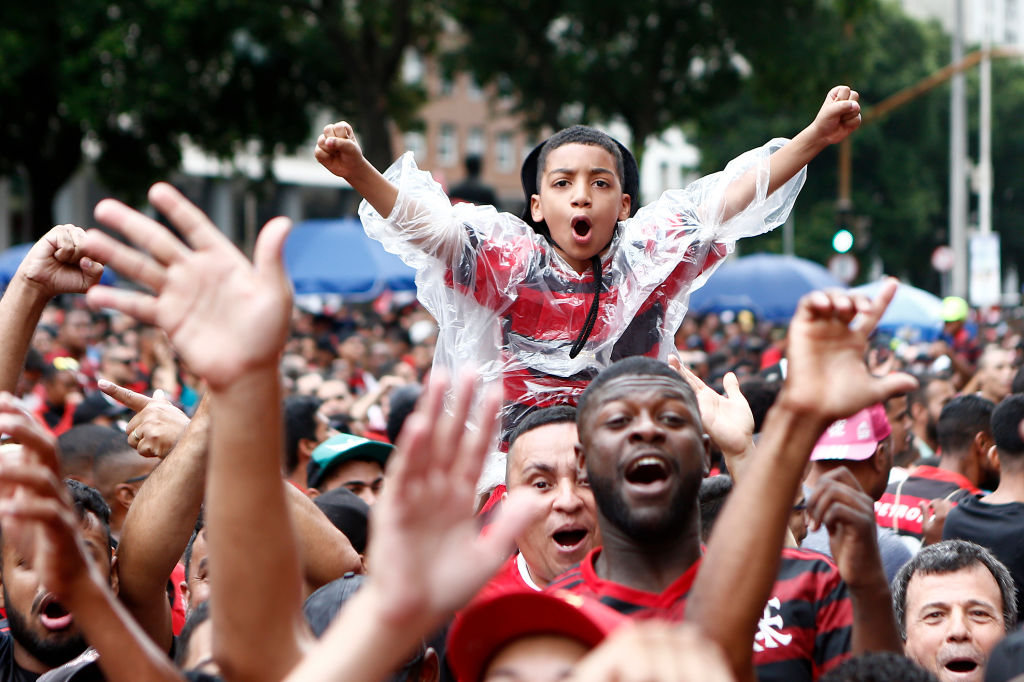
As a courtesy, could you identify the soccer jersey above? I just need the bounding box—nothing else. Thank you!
[546,547,852,681]
[360,141,806,448]
[874,465,979,542]
[755,549,852,682]
[546,548,700,620]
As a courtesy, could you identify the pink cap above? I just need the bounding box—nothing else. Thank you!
[810,403,892,461]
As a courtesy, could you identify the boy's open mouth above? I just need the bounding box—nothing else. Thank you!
[571,215,592,236]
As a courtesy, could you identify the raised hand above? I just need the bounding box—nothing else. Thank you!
[0,463,99,601]
[806,467,884,588]
[782,279,917,422]
[670,357,754,462]
[809,85,862,147]
[315,122,367,180]
[566,622,734,682]
[17,224,105,297]
[98,380,190,459]
[80,183,293,391]
[365,371,541,629]
[0,393,60,475]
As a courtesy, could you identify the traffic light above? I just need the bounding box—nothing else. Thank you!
[832,228,854,253]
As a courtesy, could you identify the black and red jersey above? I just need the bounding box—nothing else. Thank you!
[875,466,980,539]
[547,547,852,681]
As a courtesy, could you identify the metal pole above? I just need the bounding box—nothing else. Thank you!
[950,0,969,298]
[979,0,993,236]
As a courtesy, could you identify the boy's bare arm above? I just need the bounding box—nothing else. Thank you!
[720,86,861,224]
[285,483,364,591]
[315,122,399,217]
[687,280,917,681]
[315,121,464,263]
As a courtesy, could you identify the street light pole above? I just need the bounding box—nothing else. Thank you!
[950,0,969,298]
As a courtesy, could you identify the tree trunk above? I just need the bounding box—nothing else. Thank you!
[22,120,82,241]
[356,87,397,172]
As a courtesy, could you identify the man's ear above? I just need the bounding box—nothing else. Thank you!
[114,483,137,511]
[306,487,321,499]
[298,437,318,460]
[108,554,119,595]
[530,194,544,223]
[618,192,631,220]
[986,444,1001,474]
[180,581,191,612]
[974,431,994,458]
[575,442,587,479]
[910,402,926,422]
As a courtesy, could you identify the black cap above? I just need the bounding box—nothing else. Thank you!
[313,486,370,554]
[520,132,640,242]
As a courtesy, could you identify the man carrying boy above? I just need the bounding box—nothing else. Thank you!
[315,86,862,448]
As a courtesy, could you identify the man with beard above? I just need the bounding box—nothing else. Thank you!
[548,282,914,680]
[0,479,114,680]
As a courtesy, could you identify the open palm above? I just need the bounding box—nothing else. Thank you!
[81,183,293,390]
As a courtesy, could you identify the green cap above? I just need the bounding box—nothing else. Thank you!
[941,296,969,323]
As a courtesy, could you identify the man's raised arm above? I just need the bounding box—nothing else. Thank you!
[0,225,104,391]
[688,280,917,681]
[81,183,309,682]
[114,387,210,652]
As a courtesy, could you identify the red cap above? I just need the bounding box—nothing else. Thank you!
[447,589,625,682]
[810,403,892,462]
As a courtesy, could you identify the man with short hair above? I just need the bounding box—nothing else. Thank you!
[908,374,956,465]
[90,427,159,542]
[283,395,337,490]
[478,406,599,596]
[892,539,1017,682]
[885,392,916,469]
[975,345,1016,406]
[876,395,995,550]
[549,347,904,680]
[306,433,392,505]
[0,479,114,680]
[943,393,1024,617]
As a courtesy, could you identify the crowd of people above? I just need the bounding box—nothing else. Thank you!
[0,81,1020,682]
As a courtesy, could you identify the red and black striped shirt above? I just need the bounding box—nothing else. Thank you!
[875,466,980,540]
[546,547,852,681]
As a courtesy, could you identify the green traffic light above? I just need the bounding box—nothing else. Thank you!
[832,229,854,253]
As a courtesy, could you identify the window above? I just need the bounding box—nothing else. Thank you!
[404,131,427,161]
[439,124,457,167]
[467,128,485,156]
[496,132,514,172]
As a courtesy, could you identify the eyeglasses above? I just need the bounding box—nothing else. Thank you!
[122,473,150,485]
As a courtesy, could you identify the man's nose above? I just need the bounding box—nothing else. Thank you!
[946,608,972,641]
[628,412,665,443]
[552,478,584,512]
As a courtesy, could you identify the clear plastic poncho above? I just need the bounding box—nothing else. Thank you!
[360,138,804,478]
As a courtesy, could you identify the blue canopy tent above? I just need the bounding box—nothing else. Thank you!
[849,279,944,342]
[0,242,118,289]
[283,219,417,300]
[688,253,842,323]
